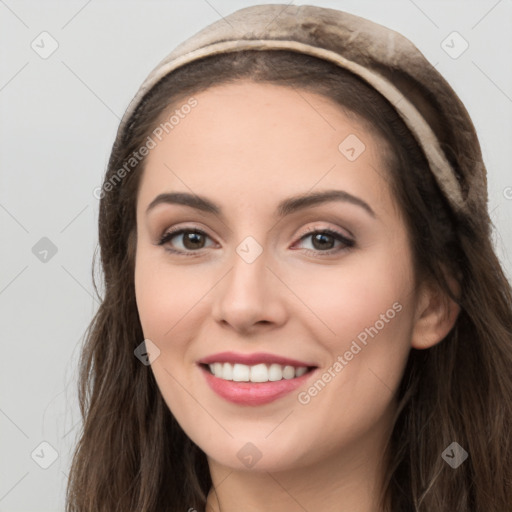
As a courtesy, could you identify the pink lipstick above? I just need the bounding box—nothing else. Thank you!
[197,351,318,406]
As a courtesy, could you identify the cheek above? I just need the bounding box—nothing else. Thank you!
[134,248,208,341]
[290,256,415,451]
[288,241,415,346]
[134,248,208,416]
[294,241,416,409]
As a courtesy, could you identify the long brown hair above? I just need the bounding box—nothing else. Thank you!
[65,50,512,511]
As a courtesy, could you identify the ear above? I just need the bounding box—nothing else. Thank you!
[411,271,461,350]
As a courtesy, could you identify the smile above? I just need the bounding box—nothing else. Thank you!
[205,362,310,382]
[197,352,318,406]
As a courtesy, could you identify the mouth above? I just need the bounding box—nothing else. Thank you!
[200,362,316,383]
[197,358,318,406]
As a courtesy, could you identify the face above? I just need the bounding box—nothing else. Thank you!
[134,81,423,473]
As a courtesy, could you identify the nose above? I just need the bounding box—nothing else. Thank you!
[211,247,287,334]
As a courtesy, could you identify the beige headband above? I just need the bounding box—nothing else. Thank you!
[118,4,488,217]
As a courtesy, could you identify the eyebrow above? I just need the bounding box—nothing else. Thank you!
[145,189,376,219]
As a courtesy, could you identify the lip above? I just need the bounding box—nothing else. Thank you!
[198,363,318,406]
[197,351,316,367]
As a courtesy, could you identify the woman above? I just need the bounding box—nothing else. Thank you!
[66,4,512,511]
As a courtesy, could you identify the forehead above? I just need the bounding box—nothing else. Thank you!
[137,81,394,217]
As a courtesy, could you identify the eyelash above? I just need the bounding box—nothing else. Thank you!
[157,225,355,258]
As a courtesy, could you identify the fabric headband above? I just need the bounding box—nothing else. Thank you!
[117,4,488,217]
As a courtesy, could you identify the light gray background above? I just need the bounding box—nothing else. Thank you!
[1,1,511,510]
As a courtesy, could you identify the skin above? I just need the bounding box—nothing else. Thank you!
[134,81,460,512]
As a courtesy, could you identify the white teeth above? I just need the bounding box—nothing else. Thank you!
[233,363,250,382]
[282,365,295,379]
[268,363,283,381]
[213,363,224,378]
[207,362,310,382]
[250,363,268,383]
[295,366,308,377]
[222,362,233,381]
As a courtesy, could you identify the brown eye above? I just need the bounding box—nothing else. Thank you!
[158,228,214,254]
[181,231,206,250]
[310,232,336,250]
[295,228,355,255]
